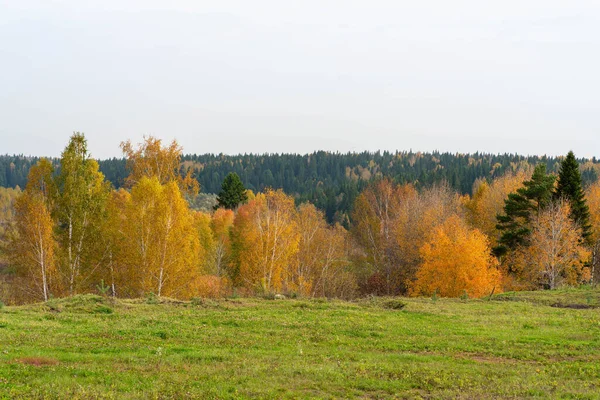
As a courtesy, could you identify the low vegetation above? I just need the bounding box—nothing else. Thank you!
[1,288,599,399]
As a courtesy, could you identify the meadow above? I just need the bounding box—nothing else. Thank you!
[1,289,599,399]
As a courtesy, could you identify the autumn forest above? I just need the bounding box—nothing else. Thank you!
[0,133,598,305]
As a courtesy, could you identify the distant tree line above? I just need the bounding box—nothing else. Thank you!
[1,151,600,225]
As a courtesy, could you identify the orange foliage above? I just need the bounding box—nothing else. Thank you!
[190,275,231,298]
[10,159,57,302]
[410,215,501,298]
[397,184,465,290]
[586,181,600,283]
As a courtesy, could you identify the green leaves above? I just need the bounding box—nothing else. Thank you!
[55,133,112,295]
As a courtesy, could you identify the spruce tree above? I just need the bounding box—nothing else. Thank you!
[554,151,592,242]
[215,172,248,210]
[494,164,555,257]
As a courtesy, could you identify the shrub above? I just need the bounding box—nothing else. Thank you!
[96,280,111,297]
[146,292,159,304]
[432,289,438,302]
[382,299,406,310]
[262,292,276,300]
[94,305,113,314]
[191,297,219,308]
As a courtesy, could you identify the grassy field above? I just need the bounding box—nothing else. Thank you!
[1,289,599,399]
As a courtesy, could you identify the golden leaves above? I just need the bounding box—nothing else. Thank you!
[121,136,199,196]
[410,215,500,298]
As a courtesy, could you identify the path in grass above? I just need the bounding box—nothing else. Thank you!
[1,289,599,399]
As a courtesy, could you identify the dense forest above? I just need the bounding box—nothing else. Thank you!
[2,152,600,224]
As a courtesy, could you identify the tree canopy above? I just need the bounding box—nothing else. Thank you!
[215,172,248,210]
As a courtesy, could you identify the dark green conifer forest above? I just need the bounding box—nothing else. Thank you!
[1,152,599,224]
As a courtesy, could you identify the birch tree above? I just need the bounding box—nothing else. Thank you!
[11,159,57,301]
[230,189,299,294]
[526,200,590,289]
[55,133,111,295]
[121,177,199,298]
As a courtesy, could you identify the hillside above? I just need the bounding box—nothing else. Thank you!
[1,288,599,399]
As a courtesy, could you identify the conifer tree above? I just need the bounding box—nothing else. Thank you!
[494,164,555,257]
[215,173,248,210]
[554,151,592,243]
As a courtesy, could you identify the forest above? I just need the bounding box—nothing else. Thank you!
[2,149,600,225]
[1,133,599,305]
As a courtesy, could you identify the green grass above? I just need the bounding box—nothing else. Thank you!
[1,290,599,399]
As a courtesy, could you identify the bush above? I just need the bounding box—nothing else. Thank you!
[382,299,406,310]
[0,299,4,310]
[262,292,276,300]
[94,305,114,314]
[146,292,159,304]
[191,297,219,308]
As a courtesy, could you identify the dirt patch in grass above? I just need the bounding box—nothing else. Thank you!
[17,357,59,367]
[453,352,534,365]
[550,303,599,310]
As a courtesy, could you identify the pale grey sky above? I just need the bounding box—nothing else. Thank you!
[1,1,599,159]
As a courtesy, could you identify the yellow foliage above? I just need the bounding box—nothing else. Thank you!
[209,208,235,277]
[292,203,353,297]
[410,215,501,298]
[121,136,199,195]
[524,200,590,289]
[0,186,21,238]
[465,168,530,246]
[10,160,57,301]
[12,190,57,301]
[230,189,299,294]
[194,211,215,274]
[119,177,200,298]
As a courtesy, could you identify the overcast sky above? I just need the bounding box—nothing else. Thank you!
[1,1,599,159]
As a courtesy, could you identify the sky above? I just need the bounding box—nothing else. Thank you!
[1,0,599,159]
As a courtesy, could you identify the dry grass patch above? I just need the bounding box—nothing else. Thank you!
[17,357,59,367]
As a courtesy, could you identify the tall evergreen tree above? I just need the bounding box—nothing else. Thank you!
[215,172,248,210]
[494,164,556,257]
[554,151,592,242]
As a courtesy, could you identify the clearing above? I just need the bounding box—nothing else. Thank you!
[1,289,599,399]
